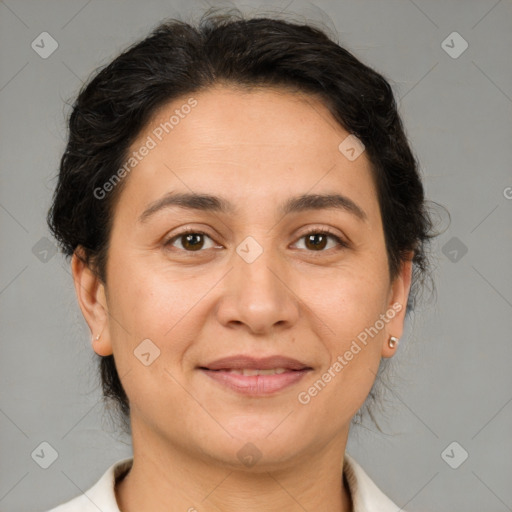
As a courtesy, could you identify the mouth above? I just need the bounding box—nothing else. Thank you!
[198,355,313,395]
[208,367,293,375]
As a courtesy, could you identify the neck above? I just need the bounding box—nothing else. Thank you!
[115,423,353,512]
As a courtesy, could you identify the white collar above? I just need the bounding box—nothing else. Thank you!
[48,454,404,512]
[343,453,404,511]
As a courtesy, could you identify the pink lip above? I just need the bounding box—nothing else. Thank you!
[198,355,312,396]
[200,368,311,395]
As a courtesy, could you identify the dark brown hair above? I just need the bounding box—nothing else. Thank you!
[47,9,438,433]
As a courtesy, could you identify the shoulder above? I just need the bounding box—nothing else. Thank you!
[343,453,405,512]
[43,458,133,512]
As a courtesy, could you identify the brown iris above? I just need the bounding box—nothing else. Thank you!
[181,233,204,251]
[304,233,328,251]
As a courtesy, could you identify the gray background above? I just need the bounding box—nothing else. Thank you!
[1,0,511,511]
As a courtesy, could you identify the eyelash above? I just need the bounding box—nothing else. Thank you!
[164,227,348,254]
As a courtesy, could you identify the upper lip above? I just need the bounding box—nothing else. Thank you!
[200,355,312,371]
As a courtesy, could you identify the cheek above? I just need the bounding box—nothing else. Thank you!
[104,262,196,415]
[301,263,389,400]
[306,263,390,341]
[106,254,214,371]
[107,250,185,332]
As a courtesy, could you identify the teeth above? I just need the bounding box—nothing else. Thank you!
[226,368,289,376]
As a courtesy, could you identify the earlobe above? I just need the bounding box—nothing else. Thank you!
[91,328,112,356]
[382,334,401,359]
[71,248,113,357]
[381,255,414,358]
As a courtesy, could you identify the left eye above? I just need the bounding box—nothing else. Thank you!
[165,229,346,253]
[293,230,347,251]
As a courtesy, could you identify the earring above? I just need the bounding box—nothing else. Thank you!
[94,334,101,341]
[388,335,399,349]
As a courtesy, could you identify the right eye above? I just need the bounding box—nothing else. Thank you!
[164,229,219,252]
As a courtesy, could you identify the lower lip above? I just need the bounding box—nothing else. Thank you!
[199,369,311,395]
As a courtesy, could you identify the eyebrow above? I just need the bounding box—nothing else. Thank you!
[138,191,368,223]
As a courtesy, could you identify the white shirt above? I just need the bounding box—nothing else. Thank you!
[45,454,404,512]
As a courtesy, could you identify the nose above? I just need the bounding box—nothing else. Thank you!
[215,246,300,335]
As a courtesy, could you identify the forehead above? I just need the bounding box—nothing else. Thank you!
[116,85,379,222]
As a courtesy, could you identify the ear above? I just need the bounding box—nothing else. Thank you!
[381,253,414,358]
[71,247,113,356]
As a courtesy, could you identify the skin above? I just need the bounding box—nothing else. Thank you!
[72,85,413,512]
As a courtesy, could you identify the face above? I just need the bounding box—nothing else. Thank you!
[74,85,412,469]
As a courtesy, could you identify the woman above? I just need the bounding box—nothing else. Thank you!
[45,9,435,512]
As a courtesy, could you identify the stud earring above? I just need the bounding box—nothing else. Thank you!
[388,335,399,349]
